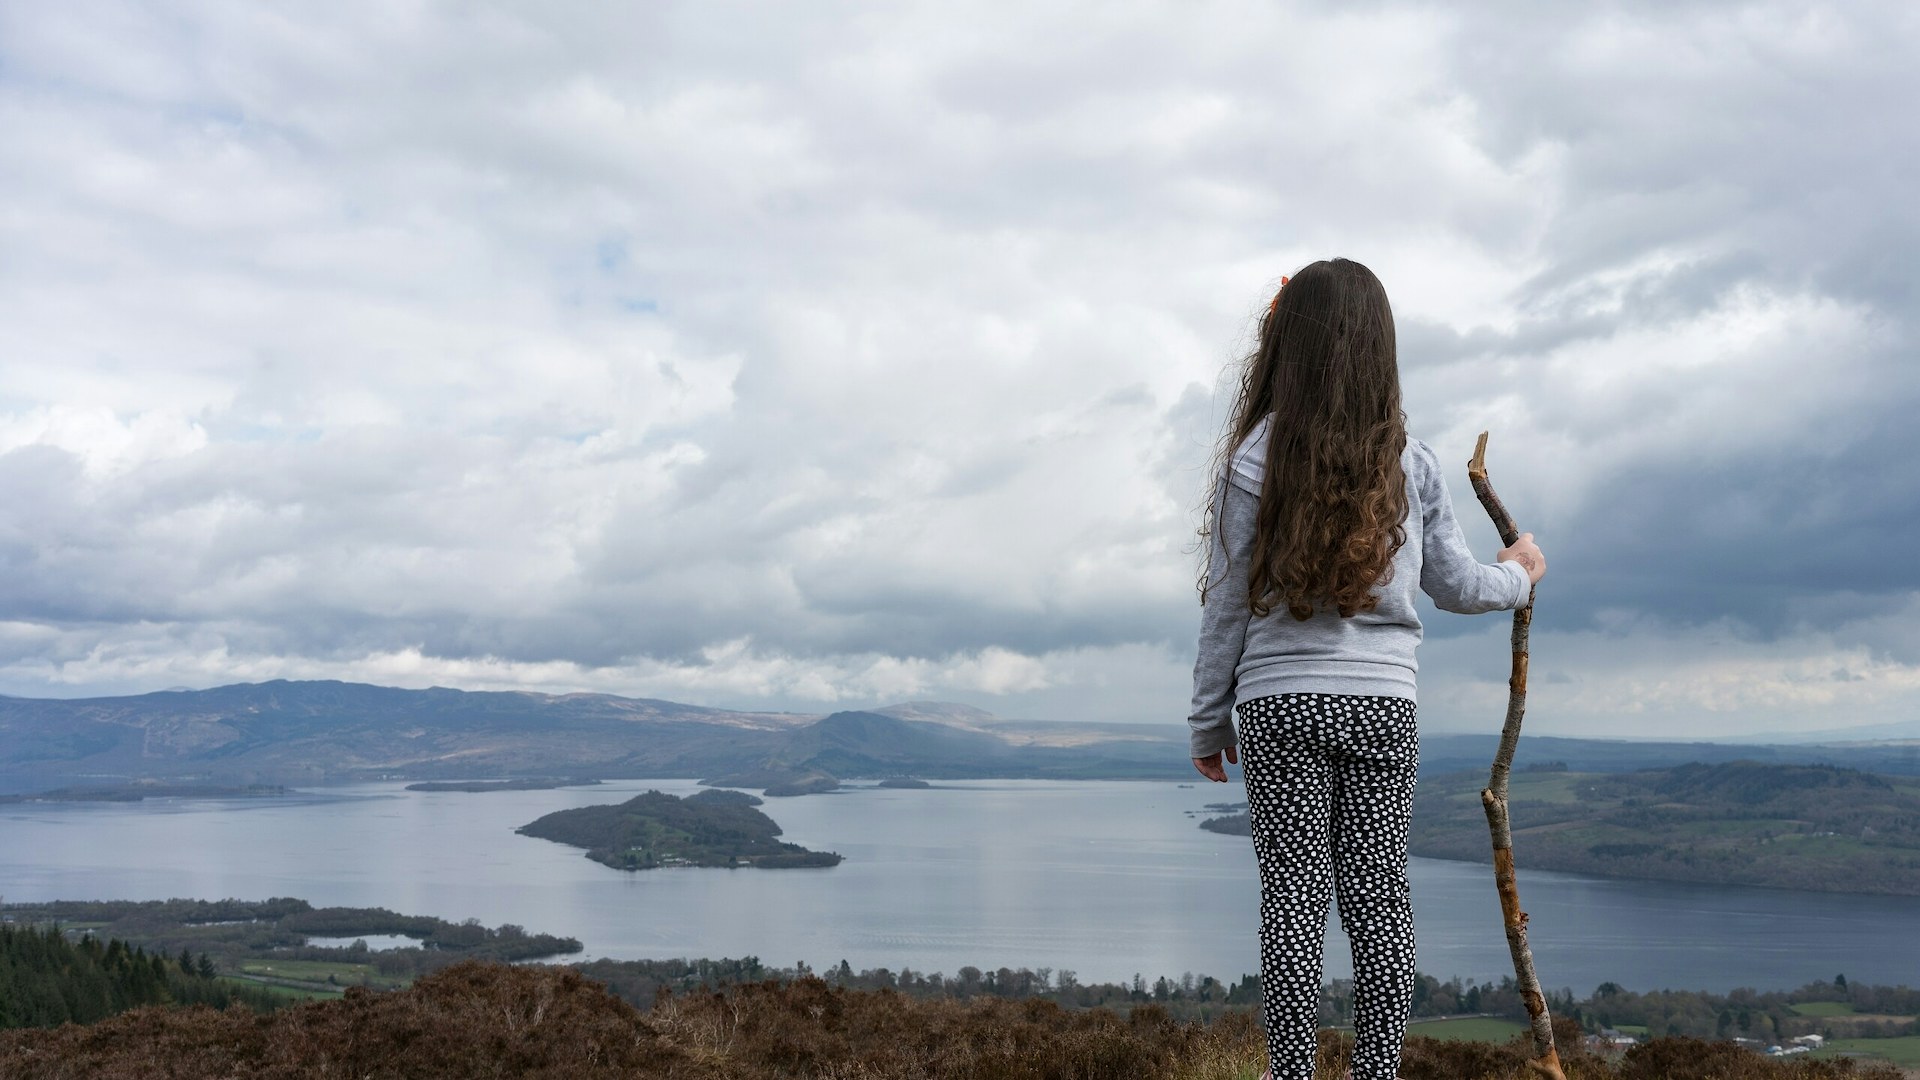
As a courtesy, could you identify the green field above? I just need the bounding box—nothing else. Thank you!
[1405,1017,1528,1042]
[1814,1036,1920,1066]
[1790,1001,1857,1017]
[221,976,340,1002]
[1508,773,1588,804]
[237,958,408,991]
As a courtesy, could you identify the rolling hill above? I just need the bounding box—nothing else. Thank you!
[0,680,1194,794]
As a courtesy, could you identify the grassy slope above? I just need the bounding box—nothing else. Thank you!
[1406,1017,1530,1042]
[1815,1037,1920,1066]
[234,957,408,992]
[220,976,343,1002]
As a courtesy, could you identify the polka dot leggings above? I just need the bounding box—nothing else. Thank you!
[1237,693,1419,1080]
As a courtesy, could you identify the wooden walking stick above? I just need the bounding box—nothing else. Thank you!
[1466,432,1566,1080]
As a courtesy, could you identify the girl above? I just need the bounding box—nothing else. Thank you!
[1187,258,1545,1080]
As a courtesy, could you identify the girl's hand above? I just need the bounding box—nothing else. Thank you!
[1498,531,1547,585]
[1192,746,1238,782]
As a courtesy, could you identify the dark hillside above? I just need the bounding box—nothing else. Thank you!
[1406,761,1920,894]
[794,710,1015,776]
[1652,761,1893,803]
[1202,760,1920,894]
[703,709,1200,793]
[1417,734,1920,779]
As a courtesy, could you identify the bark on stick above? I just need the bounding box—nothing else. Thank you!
[1467,431,1566,1080]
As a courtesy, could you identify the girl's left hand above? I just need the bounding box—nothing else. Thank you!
[1192,746,1238,782]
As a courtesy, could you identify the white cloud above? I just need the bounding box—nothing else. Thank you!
[1,1,1916,740]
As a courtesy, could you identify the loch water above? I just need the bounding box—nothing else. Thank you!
[2,779,1913,993]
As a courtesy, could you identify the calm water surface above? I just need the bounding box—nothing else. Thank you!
[1,779,1912,993]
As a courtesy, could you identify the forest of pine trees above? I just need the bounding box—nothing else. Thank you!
[0,923,276,1028]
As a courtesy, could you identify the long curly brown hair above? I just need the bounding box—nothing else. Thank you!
[1203,258,1408,620]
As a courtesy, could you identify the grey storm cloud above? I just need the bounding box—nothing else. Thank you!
[1,1,1916,738]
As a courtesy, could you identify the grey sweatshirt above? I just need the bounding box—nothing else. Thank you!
[1188,419,1531,757]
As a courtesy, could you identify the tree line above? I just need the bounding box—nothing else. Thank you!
[1571,974,1920,1042]
[0,924,279,1028]
[0,899,581,983]
[569,955,1918,1042]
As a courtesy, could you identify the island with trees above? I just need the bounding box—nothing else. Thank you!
[515,788,843,870]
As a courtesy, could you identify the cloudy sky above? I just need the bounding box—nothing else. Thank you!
[1,2,1914,740]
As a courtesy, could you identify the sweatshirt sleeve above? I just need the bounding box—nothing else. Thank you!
[1188,473,1257,758]
[1413,440,1532,614]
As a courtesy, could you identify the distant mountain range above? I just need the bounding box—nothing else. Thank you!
[5,679,1919,796]
[0,680,1189,794]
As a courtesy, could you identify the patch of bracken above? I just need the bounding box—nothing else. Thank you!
[0,961,1906,1079]
[0,960,1262,1079]
[1617,1036,1901,1080]
[0,961,703,1079]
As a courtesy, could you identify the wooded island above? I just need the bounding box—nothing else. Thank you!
[515,788,843,870]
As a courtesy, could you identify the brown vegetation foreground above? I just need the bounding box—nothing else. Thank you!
[0,960,1904,1079]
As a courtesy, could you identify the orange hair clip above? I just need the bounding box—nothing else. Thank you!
[1266,275,1290,317]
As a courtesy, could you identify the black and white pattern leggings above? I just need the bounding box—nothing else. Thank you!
[1237,693,1419,1080]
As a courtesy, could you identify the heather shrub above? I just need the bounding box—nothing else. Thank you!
[0,961,1907,1079]
[1618,1036,1900,1080]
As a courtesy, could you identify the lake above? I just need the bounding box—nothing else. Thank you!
[1,779,1912,994]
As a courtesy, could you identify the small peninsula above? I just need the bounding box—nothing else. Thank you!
[1198,813,1251,836]
[516,789,843,871]
[405,778,601,792]
[0,782,287,804]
